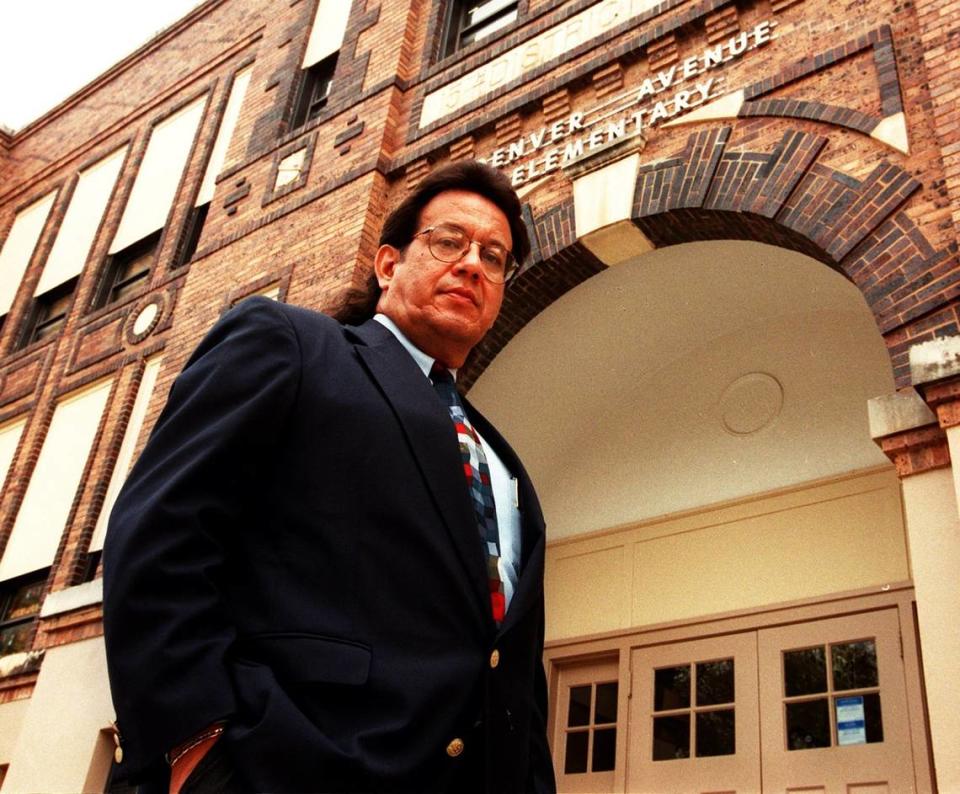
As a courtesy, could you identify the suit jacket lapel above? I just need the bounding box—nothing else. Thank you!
[349,321,493,624]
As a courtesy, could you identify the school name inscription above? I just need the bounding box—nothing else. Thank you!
[479,21,775,187]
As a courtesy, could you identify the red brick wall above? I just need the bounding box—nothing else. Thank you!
[914,0,960,240]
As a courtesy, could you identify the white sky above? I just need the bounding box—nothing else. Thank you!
[0,0,205,132]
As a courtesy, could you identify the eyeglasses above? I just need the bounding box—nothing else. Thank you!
[413,224,518,284]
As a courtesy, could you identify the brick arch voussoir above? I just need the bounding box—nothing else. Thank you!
[462,126,949,391]
[629,125,952,387]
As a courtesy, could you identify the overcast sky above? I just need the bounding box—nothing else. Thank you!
[0,0,205,132]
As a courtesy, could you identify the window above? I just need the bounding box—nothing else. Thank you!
[173,203,209,268]
[106,97,206,268]
[94,231,159,309]
[782,639,883,750]
[90,356,163,553]
[291,55,338,128]
[0,191,57,319]
[0,379,113,583]
[555,658,620,788]
[17,277,77,348]
[292,0,349,130]
[563,681,618,774]
[443,0,518,57]
[37,147,127,298]
[651,658,737,760]
[0,571,46,657]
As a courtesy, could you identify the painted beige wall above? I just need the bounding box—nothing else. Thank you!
[0,698,29,767]
[901,466,960,794]
[1,638,114,793]
[544,467,908,640]
[470,241,895,541]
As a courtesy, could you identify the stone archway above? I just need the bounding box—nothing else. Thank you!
[461,125,958,391]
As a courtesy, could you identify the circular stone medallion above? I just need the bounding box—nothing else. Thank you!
[719,372,784,435]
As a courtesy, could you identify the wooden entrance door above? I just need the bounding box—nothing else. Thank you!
[757,608,916,792]
[626,631,760,792]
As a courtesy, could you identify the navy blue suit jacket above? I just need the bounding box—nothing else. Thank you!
[103,297,555,793]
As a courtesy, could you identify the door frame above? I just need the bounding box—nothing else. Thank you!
[543,582,935,793]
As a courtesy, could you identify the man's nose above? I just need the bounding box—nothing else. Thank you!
[452,242,484,278]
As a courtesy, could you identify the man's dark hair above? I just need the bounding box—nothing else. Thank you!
[379,160,530,263]
[335,160,529,325]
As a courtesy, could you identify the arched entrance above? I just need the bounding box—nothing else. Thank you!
[461,126,944,791]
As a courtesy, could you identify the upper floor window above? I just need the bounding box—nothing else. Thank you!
[99,97,207,308]
[0,191,57,325]
[0,571,46,657]
[0,379,113,585]
[94,231,160,309]
[292,55,338,128]
[18,277,77,348]
[290,0,350,130]
[443,0,518,57]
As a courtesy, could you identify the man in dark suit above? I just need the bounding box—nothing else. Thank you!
[103,161,556,794]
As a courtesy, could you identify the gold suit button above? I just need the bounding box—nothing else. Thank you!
[112,729,123,764]
[489,649,500,668]
[446,738,465,757]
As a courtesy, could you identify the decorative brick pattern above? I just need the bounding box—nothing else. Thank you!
[706,130,828,218]
[448,136,476,161]
[36,606,104,649]
[742,26,904,116]
[624,126,950,389]
[542,89,571,125]
[876,424,951,477]
[496,113,523,146]
[405,157,433,189]
[592,63,624,101]
[915,0,960,236]
[647,33,679,71]
[705,5,739,46]
[770,0,804,11]
[917,374,960,430]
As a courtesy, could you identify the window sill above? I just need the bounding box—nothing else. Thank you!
[39,578,103,619]
[0,649,44,678]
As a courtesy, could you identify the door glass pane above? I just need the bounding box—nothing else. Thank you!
[696,709,736,756]
[654,665,691,710]
[592,727,616,771]
[863,692,884,743]
[786,698,830,750]
[568,685,591,727]
[831,639,878,690]
[564,731,589,774]
[653,714,690,760]
[784,647,826,696]
[594,682,618,724]
[834,693,884,745]
[697,659,734,705]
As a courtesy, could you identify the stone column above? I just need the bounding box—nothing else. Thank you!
[869,387,960,793]
[911,336,960,517]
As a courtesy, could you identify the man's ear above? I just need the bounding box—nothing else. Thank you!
[373,244,400,290]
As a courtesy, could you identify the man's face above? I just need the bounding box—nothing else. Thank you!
[374,189,512,368]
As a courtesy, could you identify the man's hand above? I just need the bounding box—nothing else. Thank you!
[168,725,224,794]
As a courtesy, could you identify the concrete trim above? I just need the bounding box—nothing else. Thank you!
[868,388,937,439]
[871,111,909,154]
[910,335,960,386]
[40,578,103,618]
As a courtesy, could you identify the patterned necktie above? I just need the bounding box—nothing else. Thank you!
[430,364,505,626]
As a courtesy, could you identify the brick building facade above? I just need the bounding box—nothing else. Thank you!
[0,0,958,790]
